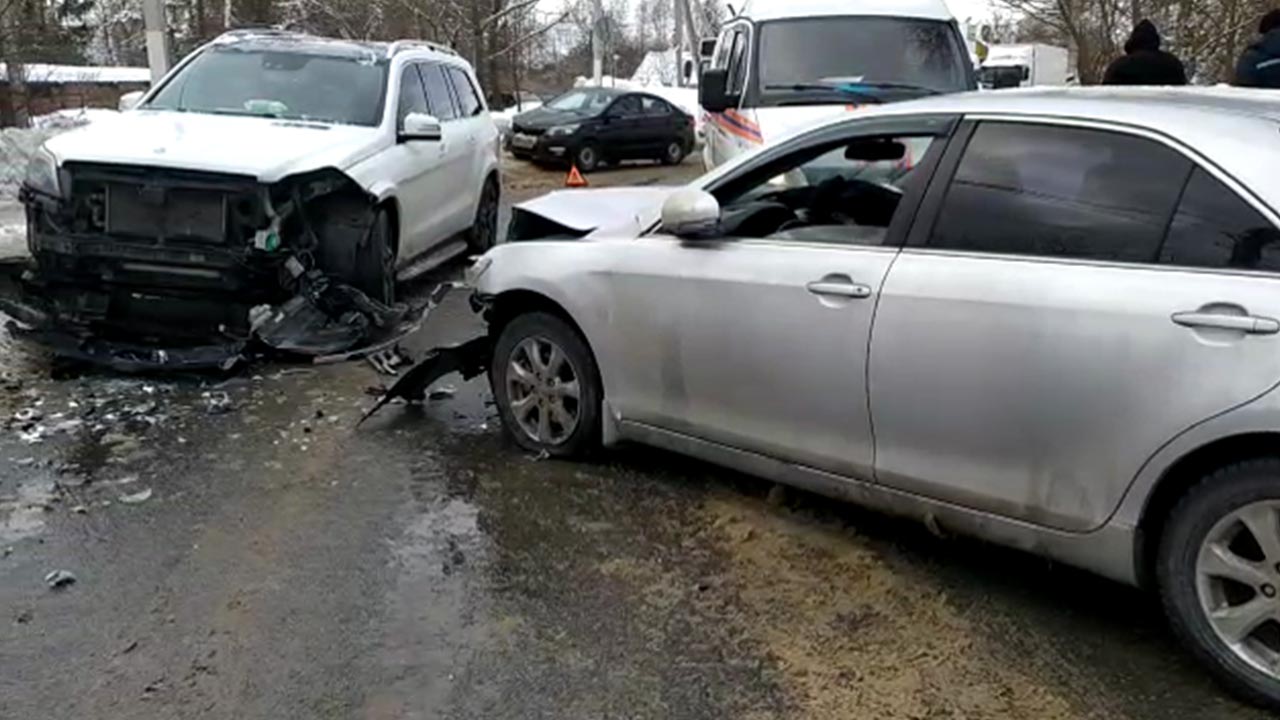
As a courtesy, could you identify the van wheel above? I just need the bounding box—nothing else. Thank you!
[353,207,395,304]
[1158,458,1280,710]
[491,312,601,458]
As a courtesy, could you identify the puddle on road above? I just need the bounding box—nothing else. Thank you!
[0,476,56,543]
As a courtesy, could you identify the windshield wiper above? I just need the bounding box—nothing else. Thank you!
[765,83,885,105]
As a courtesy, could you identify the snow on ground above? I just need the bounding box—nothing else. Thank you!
[0,201,25,260]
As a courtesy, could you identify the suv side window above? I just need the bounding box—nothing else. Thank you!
[930,122,1190,263]
[1160,168,1280,271]
[397,66,429,123]
[421,63,460,121]
[446,66,483,117]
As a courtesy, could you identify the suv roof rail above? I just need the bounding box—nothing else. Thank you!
[388,39,459,57]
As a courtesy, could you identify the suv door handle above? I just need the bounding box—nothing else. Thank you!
[806,279,871,299]
[1172,311,1280,335]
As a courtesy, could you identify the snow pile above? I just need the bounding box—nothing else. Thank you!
[0,63,149,84]
[32,107,119,130]
[573,75,641,91]
[0,109,112,196]
[0,127,64,194]
[631,49,682,86]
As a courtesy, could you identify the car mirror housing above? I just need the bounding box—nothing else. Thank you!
[660,188,721,239]
[699,69,736,113]
[400,112,442,142]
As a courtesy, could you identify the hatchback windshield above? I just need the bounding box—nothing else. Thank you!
[145,45,389,126]
[545,89,615,113]
[757,17,972,98]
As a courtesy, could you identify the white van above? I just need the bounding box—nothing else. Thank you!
[698,0,976,169]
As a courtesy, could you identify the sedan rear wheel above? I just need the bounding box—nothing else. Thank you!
[491,312,600,457]
[1159,459,1280,710]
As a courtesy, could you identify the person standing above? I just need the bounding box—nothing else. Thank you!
[1235,9,1280,87]
[1102,20,1189,85]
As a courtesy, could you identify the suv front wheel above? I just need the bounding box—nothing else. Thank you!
[1159,458,1280,710]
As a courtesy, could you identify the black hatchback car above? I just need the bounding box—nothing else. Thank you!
[509,87,696,171]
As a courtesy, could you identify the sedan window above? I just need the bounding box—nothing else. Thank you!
[929,122,1190,263]
[711,135,938,246]
[1159,168,1280,272]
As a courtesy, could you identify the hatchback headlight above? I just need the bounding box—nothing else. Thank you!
[547,124,579,137]
[24,147,60,197]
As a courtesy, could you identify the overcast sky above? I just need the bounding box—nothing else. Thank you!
[944,0,998,25]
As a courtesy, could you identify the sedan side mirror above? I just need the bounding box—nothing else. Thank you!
[661,188,720,239]
[400,112,442,142]
[118,89,145,111]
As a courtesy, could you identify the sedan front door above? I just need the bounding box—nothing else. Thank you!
[606,122,951,480]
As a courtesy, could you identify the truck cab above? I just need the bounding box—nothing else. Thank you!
[697,0,975,169]
[978,43,1072,89]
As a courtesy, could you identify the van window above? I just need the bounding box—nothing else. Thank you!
[756,17,970,102]
[726,29,748,94]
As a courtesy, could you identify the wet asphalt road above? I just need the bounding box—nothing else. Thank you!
[1,159,1274,719]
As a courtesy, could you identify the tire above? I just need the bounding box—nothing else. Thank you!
[1158,458,1280,710]
[574,143,601,172]
[351,207,395,304]
[661,139,686,166]
[466,176,499,253]
[490,312,601,458]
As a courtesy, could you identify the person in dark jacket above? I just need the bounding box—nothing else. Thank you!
[1235,9,1280,87]
[1102,20,1188,85]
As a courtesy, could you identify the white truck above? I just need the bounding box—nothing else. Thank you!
[977,43,1072,89]
[697,0,976,170]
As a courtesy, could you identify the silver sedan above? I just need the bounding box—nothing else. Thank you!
[465,88,1280,709]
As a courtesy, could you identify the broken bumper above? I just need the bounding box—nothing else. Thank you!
[7,164,425,372]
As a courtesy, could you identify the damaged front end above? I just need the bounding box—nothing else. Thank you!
[4,163,419,372]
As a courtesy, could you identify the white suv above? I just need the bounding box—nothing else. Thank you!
[15,30,499,366]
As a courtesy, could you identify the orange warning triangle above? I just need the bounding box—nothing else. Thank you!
[565,164,588,188]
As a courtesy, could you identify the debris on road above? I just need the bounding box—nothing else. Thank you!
[119,488,152,505]
[203,391,234,415]
[428,385,456,401]
[43,569,76,589]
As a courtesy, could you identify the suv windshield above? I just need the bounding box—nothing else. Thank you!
[145,45,389,126]
[756,17,972,101]
[546,89,615,113]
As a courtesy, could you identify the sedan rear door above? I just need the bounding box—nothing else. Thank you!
[868,119,1280,532]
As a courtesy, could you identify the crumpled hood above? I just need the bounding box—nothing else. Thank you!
[43,110,383,182]
[509,186,678,240]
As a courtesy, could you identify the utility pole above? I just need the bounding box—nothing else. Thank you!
[142,0,171,83]
[674,0,684,86]
[590,0,605,85]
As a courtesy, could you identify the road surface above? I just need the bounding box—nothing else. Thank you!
[0,158,1269,720]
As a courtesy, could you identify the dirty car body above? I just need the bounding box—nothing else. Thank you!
[430,89,1280,708]
[10,30,500,370]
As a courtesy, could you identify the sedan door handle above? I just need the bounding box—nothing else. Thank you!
[806,280,871,299]
[1172,311,1280,335]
